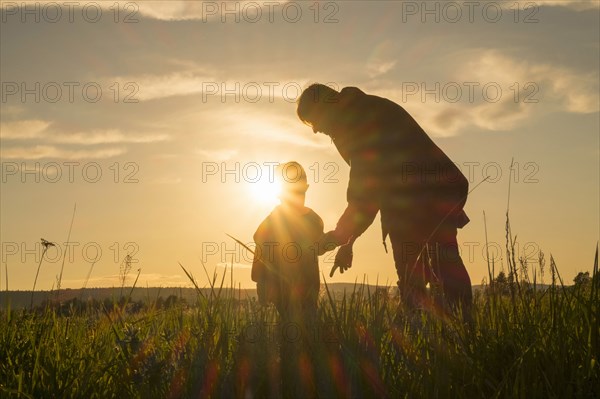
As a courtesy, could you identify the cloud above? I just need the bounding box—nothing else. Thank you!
[530,64,599,114]
[112,72,216,101]
[140,273,190,286]
[217,262,252,269]
[1,145,127,160]
[196,148,239,161]
[151,176,183,185]
[1,120,170,144]
[0,1,210,21]
[368,60,397,79]
[107,58,311,102]
[430,106,467,132]
[367,40,398,78]
[236,115,330,149]
[0,105,26,117]
[135,1,292,21]
[198,106,330,149]
[0,120,51,140]
[2,0,594,21]
[471,98,532,131]
[463,50,599,115]
[512,0,600,11]
[135,1,218,21]
[372,49,598,136]
[0,1,294,22]
[109,71,311,103]
[49,130,170,145]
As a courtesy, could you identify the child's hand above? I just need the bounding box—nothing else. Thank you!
[330,243,353,277]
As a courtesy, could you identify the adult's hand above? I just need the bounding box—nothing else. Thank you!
[330,242,354,277]
[316,231,339,255]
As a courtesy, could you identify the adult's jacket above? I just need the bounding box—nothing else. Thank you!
[329,87,470,246]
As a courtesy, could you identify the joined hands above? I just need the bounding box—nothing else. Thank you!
[316,231,355,277]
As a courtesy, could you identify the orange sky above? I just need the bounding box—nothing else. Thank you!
[1,1,598,291]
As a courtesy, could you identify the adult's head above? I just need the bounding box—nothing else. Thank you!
[297,83,340,135]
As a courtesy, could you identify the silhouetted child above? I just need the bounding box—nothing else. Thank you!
[251,161,323,324]
[251,161,324,398]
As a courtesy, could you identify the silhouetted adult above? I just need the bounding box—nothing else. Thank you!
[297,83,472,317]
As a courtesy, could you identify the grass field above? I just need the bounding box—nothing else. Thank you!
[0,244,598,399]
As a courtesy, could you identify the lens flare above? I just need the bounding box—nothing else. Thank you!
[248,178,281,206]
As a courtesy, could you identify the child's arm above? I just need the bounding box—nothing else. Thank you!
[251,216,272,304]
[251,220,267,282]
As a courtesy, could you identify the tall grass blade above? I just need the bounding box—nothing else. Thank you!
[56,203,77,302]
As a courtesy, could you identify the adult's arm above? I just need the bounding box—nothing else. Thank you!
[330,160,380,246]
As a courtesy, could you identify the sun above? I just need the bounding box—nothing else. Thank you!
[248,177,281,206]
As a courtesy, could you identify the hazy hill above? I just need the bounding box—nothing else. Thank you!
[0,283,554,309]
[0,283,390,309]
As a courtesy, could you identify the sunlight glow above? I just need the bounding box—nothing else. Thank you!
[248,178,281,206]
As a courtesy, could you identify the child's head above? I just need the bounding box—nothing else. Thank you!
[277,161,309,206]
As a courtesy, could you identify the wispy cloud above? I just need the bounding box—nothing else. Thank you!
[135,1,218,21]
[511,0,600,11]
[0,105,26,117]
[49,130,170,145]
[141,273,190,286]
[217,262,252,269]
[151,176,183,185]
[112,72,215,101]
[194,105,330,149]
[136,1,292,21]
[367,40,398,78]
[2,0,594,21]
[196,148,239,161]
[0,1,294,21]
[234,114,330,149]
[0,120,51,140]
[109,71,310,103]
[1,145,127,160]
[367,60,397,79]
[1,121,169,149]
